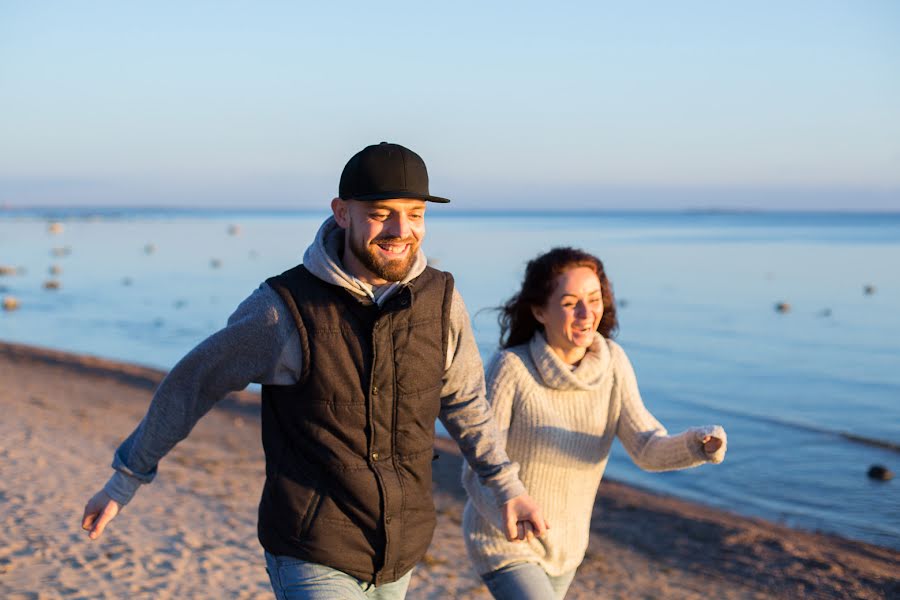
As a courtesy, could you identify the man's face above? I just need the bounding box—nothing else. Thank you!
[331,198,427,284]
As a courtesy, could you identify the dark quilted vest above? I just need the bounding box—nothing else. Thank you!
[258,264,453,584]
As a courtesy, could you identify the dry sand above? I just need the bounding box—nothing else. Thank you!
[1,341,897,599]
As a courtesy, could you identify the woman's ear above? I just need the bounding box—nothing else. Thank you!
[531,304,546,325]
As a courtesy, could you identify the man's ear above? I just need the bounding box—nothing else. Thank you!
[331,197,351,228]
[531,305,546,325]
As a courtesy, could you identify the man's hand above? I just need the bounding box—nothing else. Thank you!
[81,490,121,540]
[702,435,723,454]
[501,493,549,542]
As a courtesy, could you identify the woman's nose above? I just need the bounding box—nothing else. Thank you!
[575,301,589,318]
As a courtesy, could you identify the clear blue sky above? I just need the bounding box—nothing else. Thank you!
[1,1,898,210]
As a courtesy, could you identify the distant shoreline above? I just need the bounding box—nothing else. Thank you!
[3,205,900,219]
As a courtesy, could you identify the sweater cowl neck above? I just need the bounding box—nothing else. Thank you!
[528,330,612,391]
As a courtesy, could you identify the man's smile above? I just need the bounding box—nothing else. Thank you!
[372,240,413,257]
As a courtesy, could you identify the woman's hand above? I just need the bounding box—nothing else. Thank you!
[702,435,723,454]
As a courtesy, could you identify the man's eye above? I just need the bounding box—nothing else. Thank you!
[370,213,389,221]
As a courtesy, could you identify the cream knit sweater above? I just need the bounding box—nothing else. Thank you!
[462,332,727,577]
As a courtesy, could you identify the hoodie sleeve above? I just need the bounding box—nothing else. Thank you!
[438,289,526,505]
[103,283,302,505]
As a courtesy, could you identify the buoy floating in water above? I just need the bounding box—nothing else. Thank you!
[863,284,876,296]
[867,465,893,481]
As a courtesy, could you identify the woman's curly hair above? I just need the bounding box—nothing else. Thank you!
[499,247,618,349]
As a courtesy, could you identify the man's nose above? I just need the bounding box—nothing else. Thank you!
[386,214,412,239]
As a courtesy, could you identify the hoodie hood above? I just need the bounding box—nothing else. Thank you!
[302,216,428,306]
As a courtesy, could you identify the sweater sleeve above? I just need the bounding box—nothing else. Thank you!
[611,341,727,472]
[103,283,301,505]
[439,289,525,506]
[460,350,522,526]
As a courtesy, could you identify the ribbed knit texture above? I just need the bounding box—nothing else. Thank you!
[462,332,727,577]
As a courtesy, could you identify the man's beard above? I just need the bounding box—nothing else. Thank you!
[347,229,419,282]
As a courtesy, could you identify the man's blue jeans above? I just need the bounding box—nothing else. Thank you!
[265,552,413,600]
[481,561,577,600]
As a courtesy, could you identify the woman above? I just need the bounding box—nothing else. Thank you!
[462,247,726,599]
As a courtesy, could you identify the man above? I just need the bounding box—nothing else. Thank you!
[82,142,547,599]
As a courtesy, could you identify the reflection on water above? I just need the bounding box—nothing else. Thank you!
[1,208,898,548]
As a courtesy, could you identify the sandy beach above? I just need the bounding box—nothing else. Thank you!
[0,341,897,599]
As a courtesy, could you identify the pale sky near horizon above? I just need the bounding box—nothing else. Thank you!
[1,1,899,210]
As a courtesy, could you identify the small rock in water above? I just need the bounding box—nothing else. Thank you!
[2,296,19,311]
[47,221,64,234]
[775,302,791,314]
[863,284,876,296]
[228,224,242,236]
[867,465,894,481]
[210,258,222,269]
[49,264,63,275]
[819,308,832,317]
[43,279,61,290]
[122,277,133,286]
[173,299,187,309]
[144,243,156,254]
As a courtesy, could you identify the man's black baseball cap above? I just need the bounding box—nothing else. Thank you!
[339,142,450,203]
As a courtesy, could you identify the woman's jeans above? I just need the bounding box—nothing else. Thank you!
[265,552,413,600]
[482,561,577,600]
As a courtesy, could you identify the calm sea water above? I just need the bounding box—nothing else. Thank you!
[2,208,898,549]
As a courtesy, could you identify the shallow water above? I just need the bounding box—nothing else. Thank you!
[1,208,898,549]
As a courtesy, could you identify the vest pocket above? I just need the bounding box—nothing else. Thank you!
[297,489,323,538]
[271,469,324,541]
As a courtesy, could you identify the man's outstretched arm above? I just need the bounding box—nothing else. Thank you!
[82,284,299,540]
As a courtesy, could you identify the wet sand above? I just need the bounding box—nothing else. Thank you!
[1,341,897,599]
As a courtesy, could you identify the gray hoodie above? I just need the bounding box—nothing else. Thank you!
[104,217,525,507]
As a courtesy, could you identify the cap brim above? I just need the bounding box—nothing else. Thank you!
[340,192,450,204]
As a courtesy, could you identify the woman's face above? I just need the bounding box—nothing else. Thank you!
[532,266,604,364]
